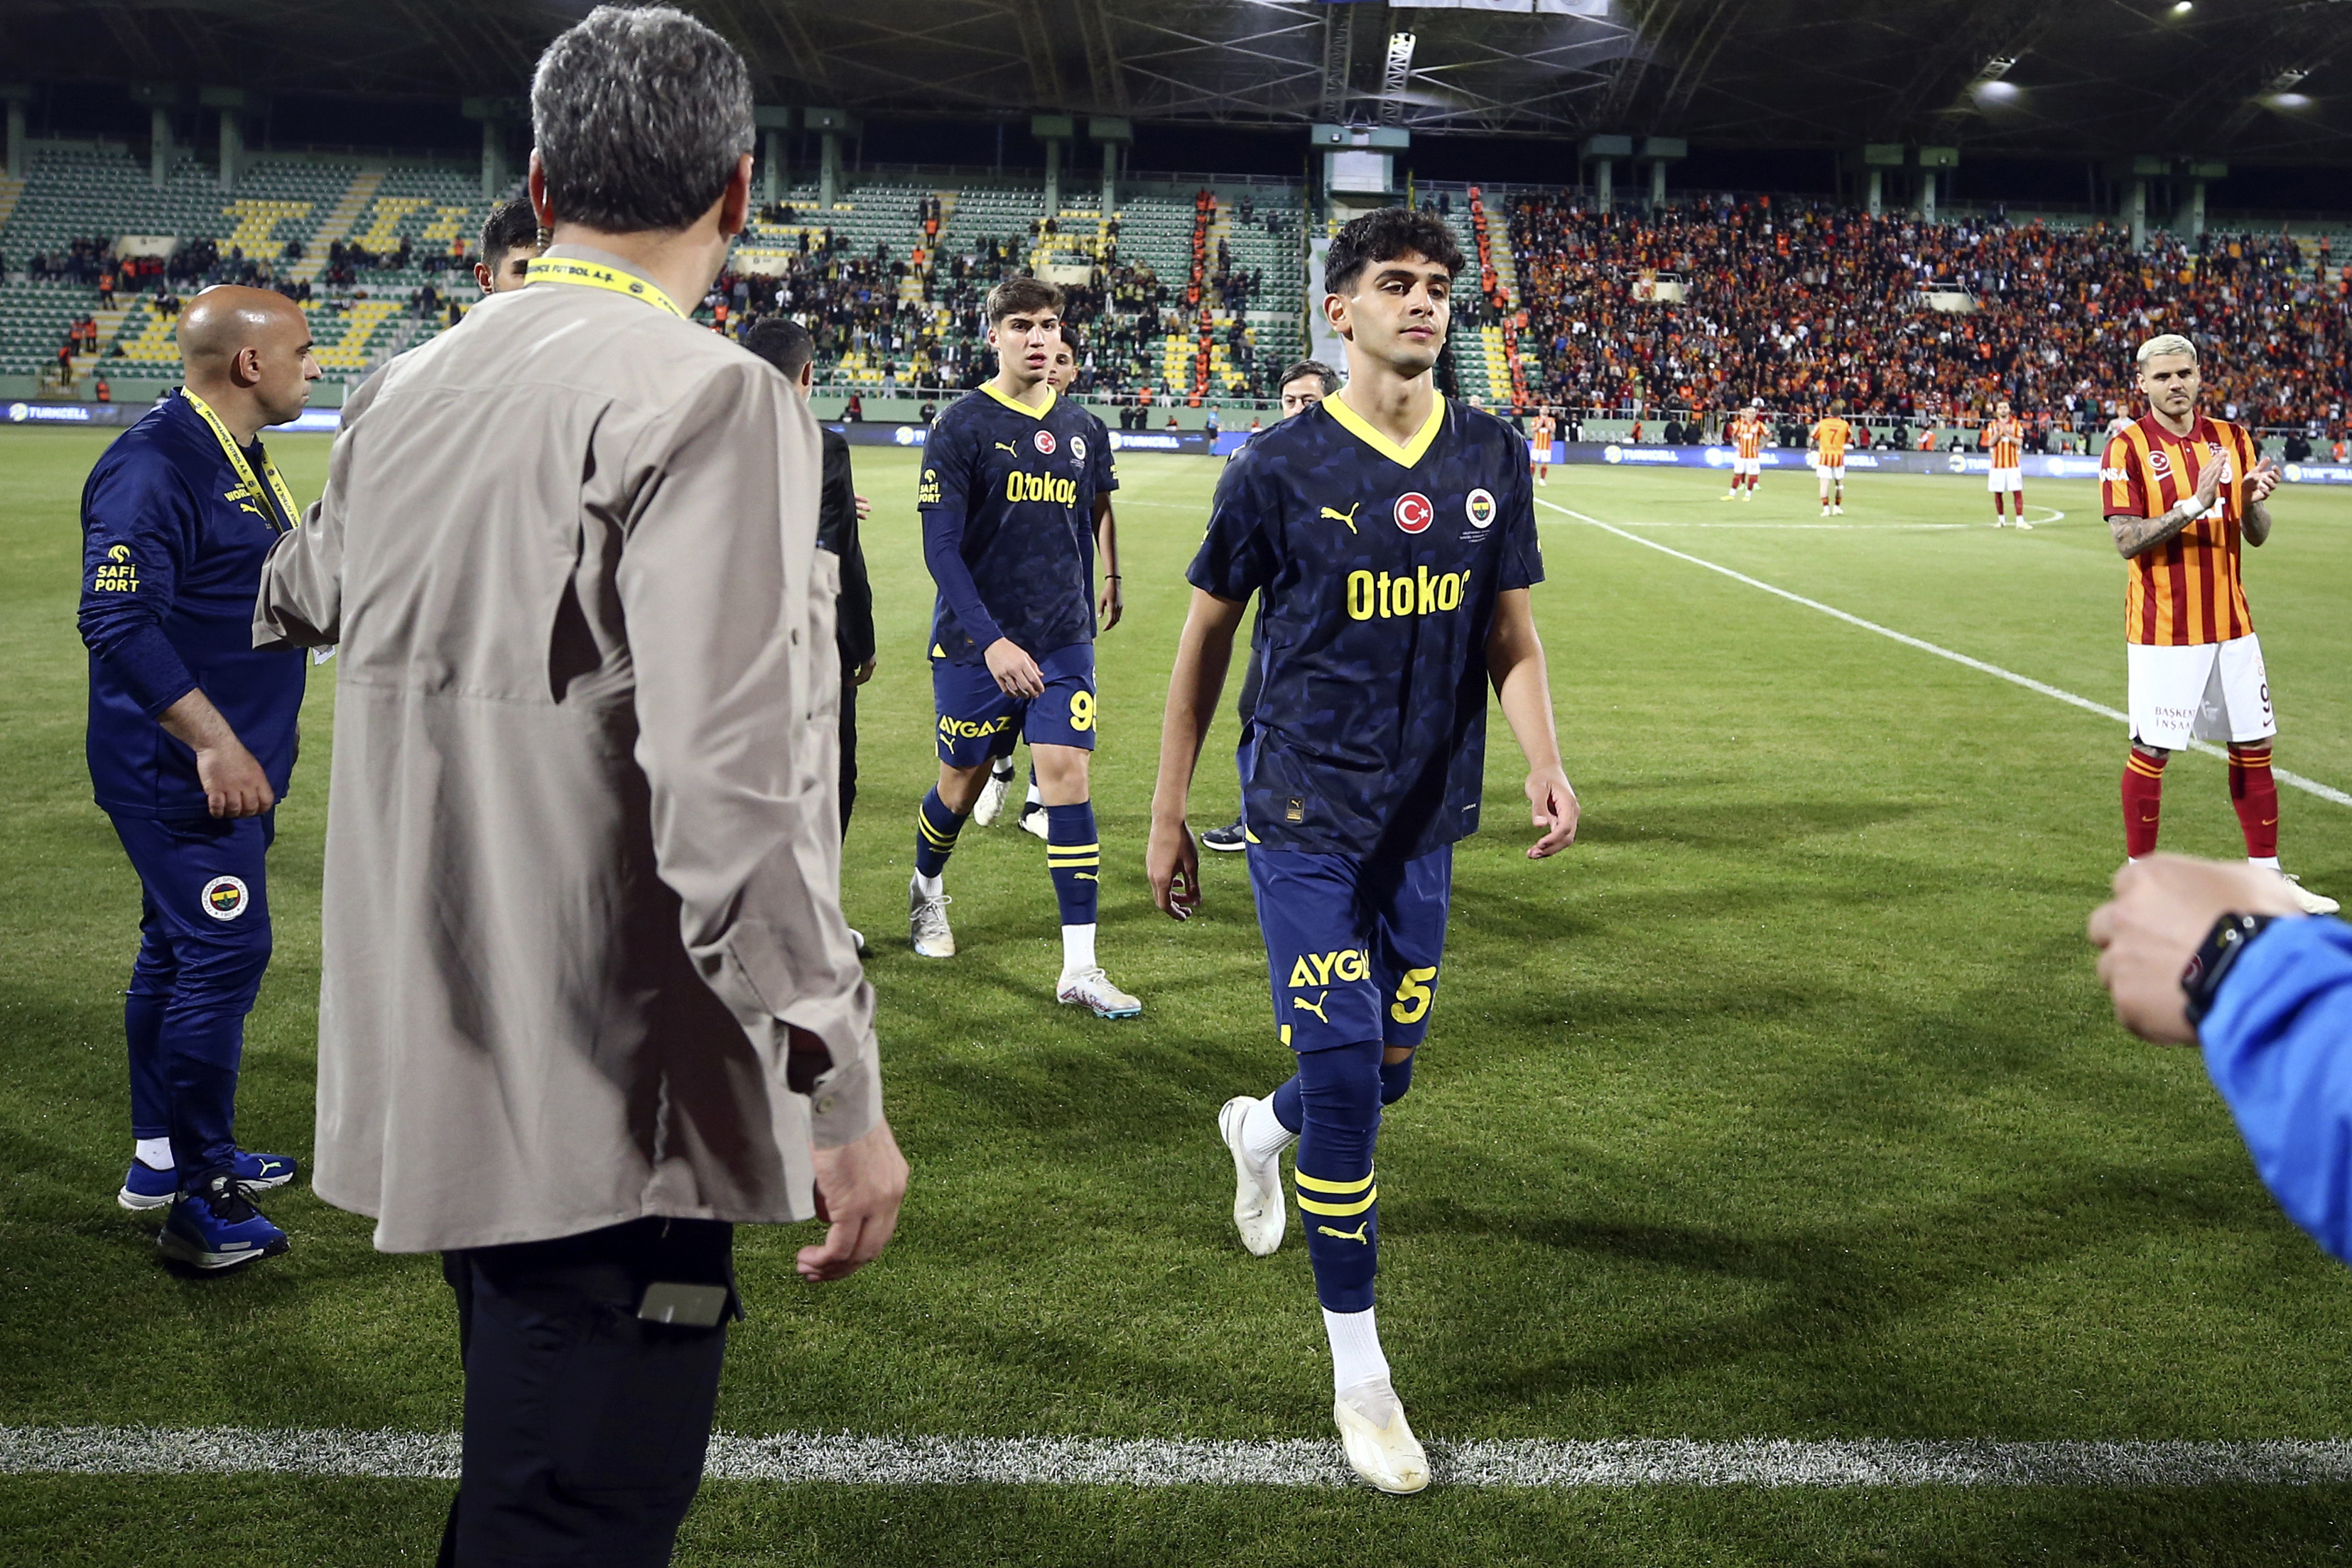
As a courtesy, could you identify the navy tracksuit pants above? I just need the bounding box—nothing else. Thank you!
[111,810,274,1187]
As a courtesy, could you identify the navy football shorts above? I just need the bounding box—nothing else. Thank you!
[932,641,1098,767]
[1247,844,1452,1053]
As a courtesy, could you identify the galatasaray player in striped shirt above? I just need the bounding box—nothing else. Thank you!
[1723,397,1765,501]
[1529,405,1557,486]
[2104,333,2336,914]
[1810,401,1851,515]
[1983,400,2029,528]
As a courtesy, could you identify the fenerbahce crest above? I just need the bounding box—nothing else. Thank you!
[200,875,251,921]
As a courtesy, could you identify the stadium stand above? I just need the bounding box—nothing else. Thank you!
[0,145,503,396]
[1506,193,2352,447]
[4,141,2345,447]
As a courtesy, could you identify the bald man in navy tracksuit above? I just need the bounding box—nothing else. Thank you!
[80,285,317,1271]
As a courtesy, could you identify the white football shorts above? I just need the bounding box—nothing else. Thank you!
[1815,460,1844,487]
[2127,634,2276,750]
[1988,466,2023,493]
[1732,455,1761,477]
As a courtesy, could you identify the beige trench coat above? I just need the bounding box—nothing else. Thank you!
[255,245,880,1253]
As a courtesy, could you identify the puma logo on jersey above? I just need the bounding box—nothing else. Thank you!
[1316,1222,1370,1244]
[1291,992,1331,1024]
[995,442,1019,454]
[1319,503,1360,533]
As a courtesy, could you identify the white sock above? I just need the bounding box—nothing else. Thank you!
[914,871,944,900]
[1060,922,1097,979]
[991,758,1015,781]
[2251,856,2282,871]
[1239,1094,1296,1163]
[1323,1306,1391,1395]
[1025,780,1044,808]
[134,1136,173,1170]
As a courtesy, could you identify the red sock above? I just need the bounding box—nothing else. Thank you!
[2122,748,2167,859]
[2015,487,2025,516]
[2229,745,2280,859]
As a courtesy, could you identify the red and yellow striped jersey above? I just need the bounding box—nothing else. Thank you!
[1811,416,1851,464]
[1530,413,1556,445]
[1729,413,1762,459]
[2101,414,2258,646]
[1983,416,2024,469]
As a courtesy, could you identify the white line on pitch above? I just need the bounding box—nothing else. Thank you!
[11,1426,2352,1489]
[1539,498,2352,809]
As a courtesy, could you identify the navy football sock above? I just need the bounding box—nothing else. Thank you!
[1272,1073,1303,1133]
[1380,1051,1414,1106]
[1044,802,1100,927]
[1294,1039,1383,1314]
[914,788,968,879]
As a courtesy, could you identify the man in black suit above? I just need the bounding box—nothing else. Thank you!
[745,318,877,840]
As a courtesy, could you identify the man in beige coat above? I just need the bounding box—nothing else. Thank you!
[253,9,905,1562]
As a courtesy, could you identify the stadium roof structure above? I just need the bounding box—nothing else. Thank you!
[10,0,2350,163]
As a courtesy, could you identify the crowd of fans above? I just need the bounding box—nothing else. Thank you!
[22,185,2349,426]
[1509,196,2350,437]
[678,207,1296,404]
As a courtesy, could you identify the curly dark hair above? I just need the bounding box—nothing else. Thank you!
[1324,207,1466,296]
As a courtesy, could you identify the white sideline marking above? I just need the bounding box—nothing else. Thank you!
[1541,498,2352,810]
[9,1426,2352,1489]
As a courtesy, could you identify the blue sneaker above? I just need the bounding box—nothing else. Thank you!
[118,1149,298,1212]
[158,1173,289,1271]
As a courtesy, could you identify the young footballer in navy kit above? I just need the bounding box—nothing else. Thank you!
[911,276,1140,1018]
[977,320,1124,839]
[1147,209,1579,1493]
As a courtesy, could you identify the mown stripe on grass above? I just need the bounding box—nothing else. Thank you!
[1541,498,2352,809]
[9,1427,2352,1488]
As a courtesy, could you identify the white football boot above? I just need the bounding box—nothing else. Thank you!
[909,880,955,957]
[972,762,1014,827]
[1057,966,1142,1018]
[1019,802,1050,841]
[2280,873,2341,915]
[1334,1379,1431,1495]
[1217,1096,1284,1256]
[2015,518,2034,531]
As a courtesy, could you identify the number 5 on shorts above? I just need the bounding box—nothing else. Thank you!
[1390,966,1438,1025]
[1070,690,1095,732]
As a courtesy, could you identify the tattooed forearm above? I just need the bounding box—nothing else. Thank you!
[2243,497,2272,547]
[2109,503,2199,559]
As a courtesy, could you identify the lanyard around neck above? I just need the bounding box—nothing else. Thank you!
[524,256,686,318]
[180,388,299,535]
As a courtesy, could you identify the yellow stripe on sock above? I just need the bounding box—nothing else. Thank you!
[1296,1188,1377,1217]
[1294,1167,1375,1195]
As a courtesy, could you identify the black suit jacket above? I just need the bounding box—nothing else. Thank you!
[818,428,874,670]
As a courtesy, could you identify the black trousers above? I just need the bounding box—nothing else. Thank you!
[437,1218,735,1568]
[839,671,860,834]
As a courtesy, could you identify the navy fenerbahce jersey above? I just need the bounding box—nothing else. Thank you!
[918,384,1115,661]
[78,392,307,819]
[1188,393,1543,860]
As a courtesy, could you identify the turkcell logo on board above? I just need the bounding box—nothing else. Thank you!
[9,402,91,423]
[1600,444,1682,464]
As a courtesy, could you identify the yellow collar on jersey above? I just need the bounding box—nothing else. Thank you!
[982,381,1057,420]
[523,256,685,319]
[1324,389,1446,469]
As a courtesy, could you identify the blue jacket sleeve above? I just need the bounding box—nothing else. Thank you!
[79,448,200,717]
[916,418,1007,650]
[2200,915,2352,1265]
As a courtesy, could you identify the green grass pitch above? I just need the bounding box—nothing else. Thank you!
[4,426,2352,1564]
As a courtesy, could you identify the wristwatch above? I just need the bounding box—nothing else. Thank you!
[2181,912,2277,1028]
